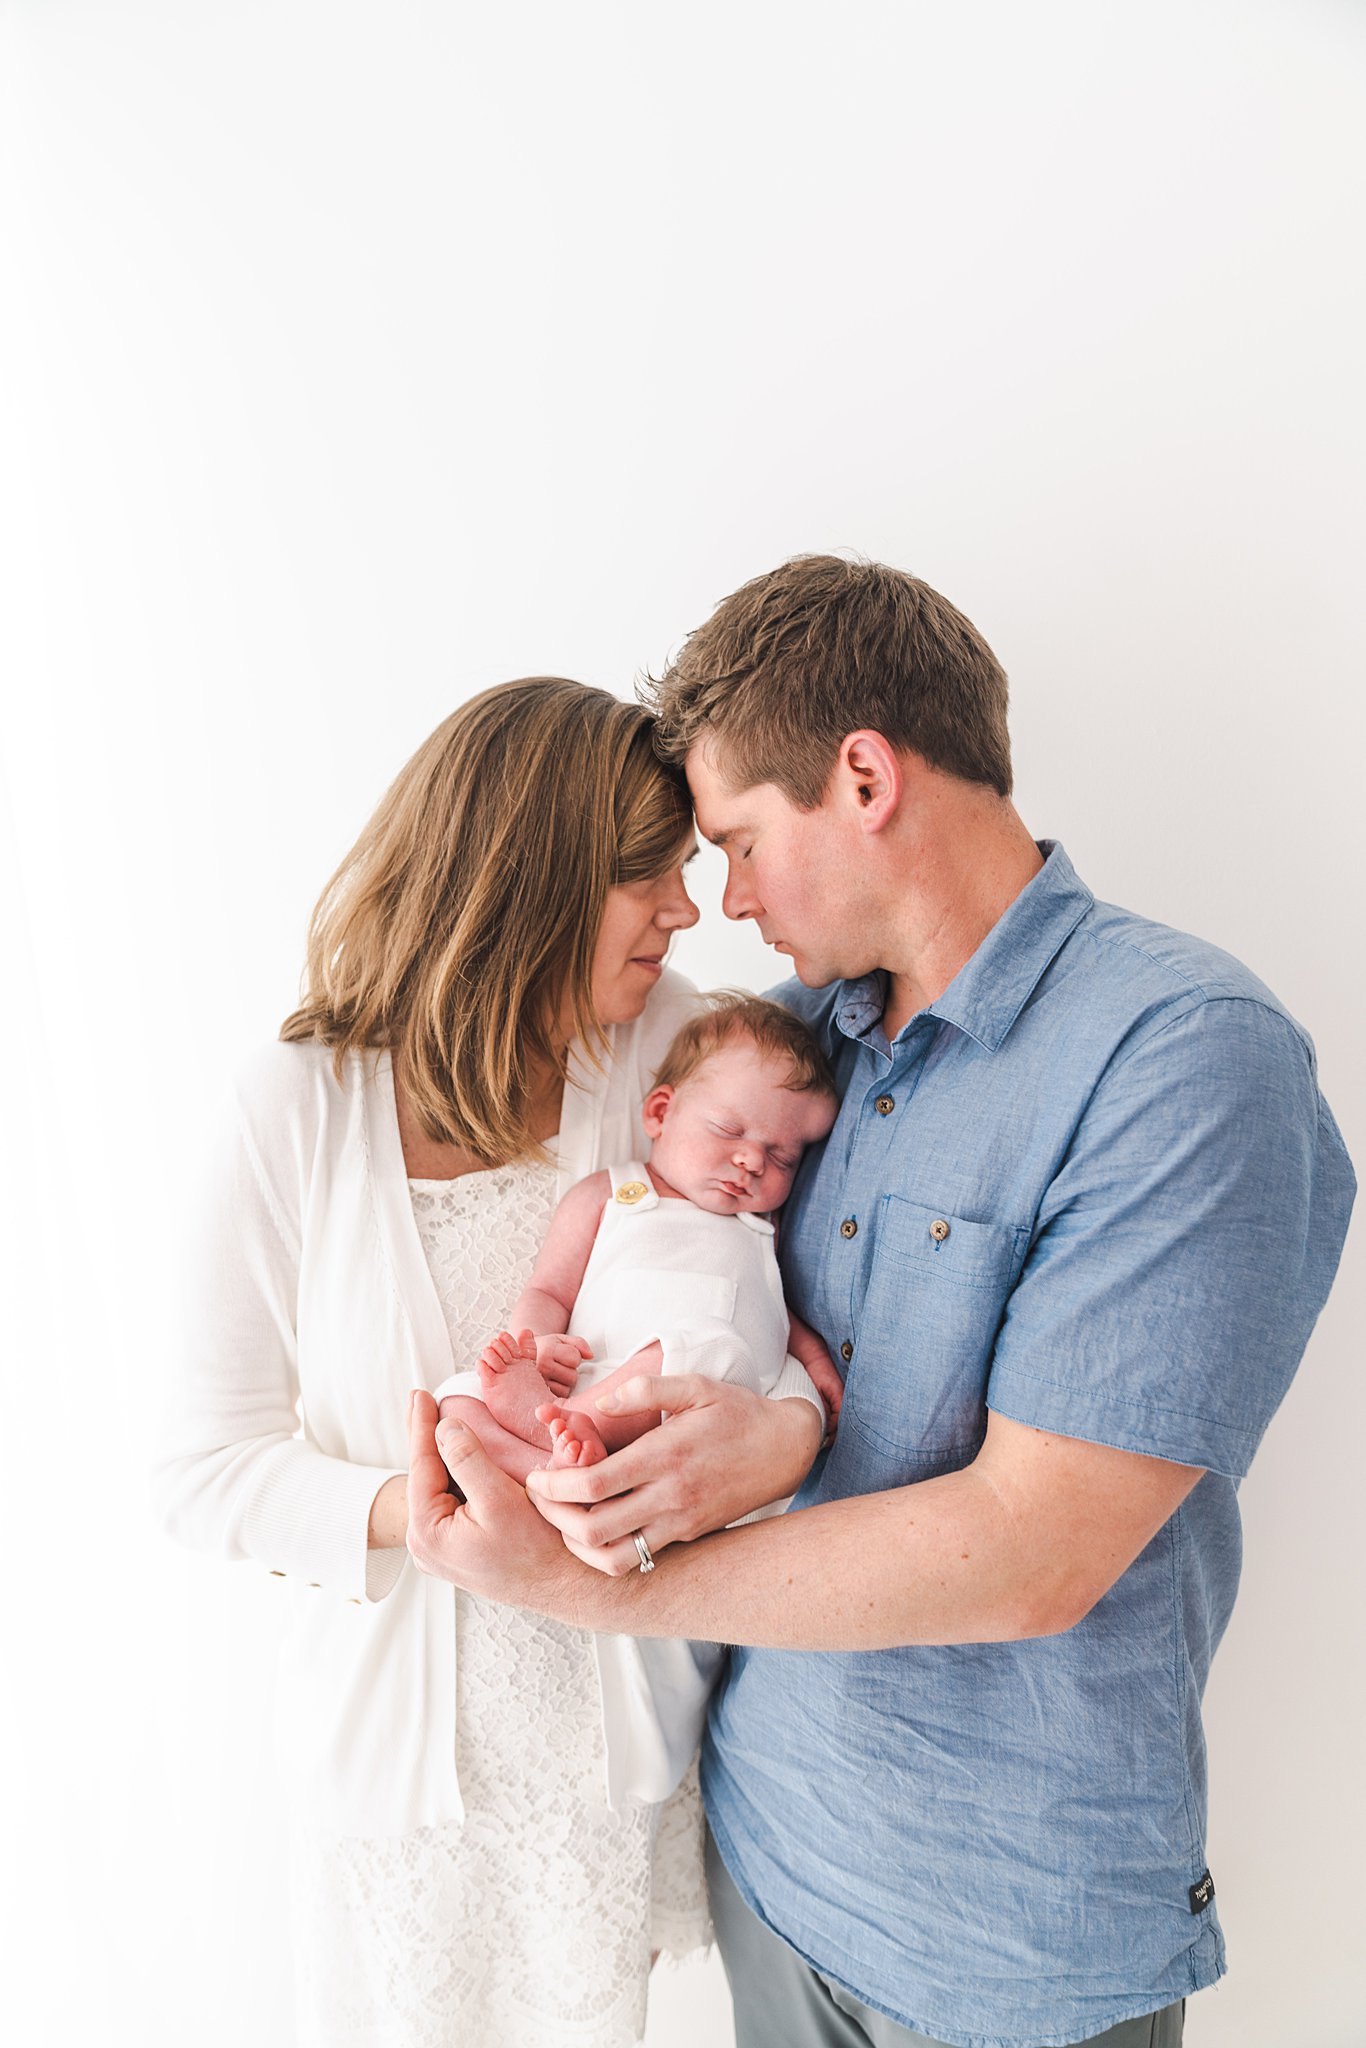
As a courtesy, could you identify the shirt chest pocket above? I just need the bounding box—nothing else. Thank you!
[844,1195,1027,1465]
[603,1267,737,1361]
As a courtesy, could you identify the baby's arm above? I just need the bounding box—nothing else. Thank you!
[479,1169,609,1388]
[787,1308,843,1431]
[435,1172,611,1480]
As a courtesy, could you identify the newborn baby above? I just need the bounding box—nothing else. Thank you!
[435,993,841,1483]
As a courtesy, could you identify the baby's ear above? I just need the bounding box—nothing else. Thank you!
[641,1084,674,1138]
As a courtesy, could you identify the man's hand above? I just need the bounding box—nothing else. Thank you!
[406,1389,583,1605]
[524,1374,823,1576]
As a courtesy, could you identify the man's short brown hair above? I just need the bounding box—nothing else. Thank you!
[645,553,1012,806]
[652,991,836,1100]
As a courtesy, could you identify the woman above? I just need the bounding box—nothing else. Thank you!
[156,679,758,2047]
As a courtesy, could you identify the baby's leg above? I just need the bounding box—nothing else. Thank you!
[537,1342,664,1468]
[475,1329,555,1452]
[438,1393,549,1487]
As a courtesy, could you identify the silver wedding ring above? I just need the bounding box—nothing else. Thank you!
[633,1531,656,1574]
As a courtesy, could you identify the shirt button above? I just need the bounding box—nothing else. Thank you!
[929,1218,951,1243]
[615,1180,649,1205]
[839,1340,853,1362]
[875,1095,895,1115]
[840,1218,858,1239]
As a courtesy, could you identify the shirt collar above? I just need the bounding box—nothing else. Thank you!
[833,841,1094,1056]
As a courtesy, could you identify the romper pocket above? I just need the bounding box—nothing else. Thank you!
[604,1267,737,1360]
[843,1195,1027,1465]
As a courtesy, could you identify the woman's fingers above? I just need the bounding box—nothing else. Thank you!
[408,1391,589,1606]
[406,1389,458,1556]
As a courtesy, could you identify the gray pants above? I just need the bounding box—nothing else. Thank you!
[706,1830,1185,2048]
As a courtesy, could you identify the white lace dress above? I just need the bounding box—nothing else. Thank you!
[289,1156,710,2048]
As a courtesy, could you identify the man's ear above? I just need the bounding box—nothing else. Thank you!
[641,1084,675,1139]
[835,730,903,832]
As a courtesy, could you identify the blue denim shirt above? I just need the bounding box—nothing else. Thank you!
[701,843,1355,2048]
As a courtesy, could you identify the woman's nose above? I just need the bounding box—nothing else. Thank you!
[656,869,700,928]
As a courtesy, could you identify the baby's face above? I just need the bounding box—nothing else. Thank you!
[643,1038,837,1217]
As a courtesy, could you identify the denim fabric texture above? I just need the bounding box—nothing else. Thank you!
[701,843,1355,2048]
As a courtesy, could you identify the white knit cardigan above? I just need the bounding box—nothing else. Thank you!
[155,973,814,1833]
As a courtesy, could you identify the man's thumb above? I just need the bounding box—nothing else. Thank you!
[597,1372,700,1416]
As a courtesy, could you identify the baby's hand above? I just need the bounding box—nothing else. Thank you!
[787,1307,844,1434]
[802,1345,844,1431]
[534,1333,593,1396]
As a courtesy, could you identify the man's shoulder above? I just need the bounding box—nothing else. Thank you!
[1063,893,1308,1048]
[762,974,843,1035]
[1080,896,1282,1003]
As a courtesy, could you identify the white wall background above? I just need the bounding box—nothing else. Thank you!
[2,3,1362,2044]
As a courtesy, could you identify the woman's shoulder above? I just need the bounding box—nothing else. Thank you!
[620,968,710,1068]
[230,1038,382,1140]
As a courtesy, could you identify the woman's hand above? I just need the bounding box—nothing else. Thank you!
[406,1390,585,1607]
[367,1473,409,1549]
[524,1376,823,1577]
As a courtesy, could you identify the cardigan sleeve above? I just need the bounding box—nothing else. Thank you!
[152,1050,406,1604]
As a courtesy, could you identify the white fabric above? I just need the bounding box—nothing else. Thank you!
[585,1164,811,1799]
[153,969,704,1839]
[440,1160,792,1406]
[576,1161,792,1395]
[435,1160,819,1803]
[285,1157,707,2048]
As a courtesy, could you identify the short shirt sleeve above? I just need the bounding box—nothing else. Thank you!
[986,995,1354,1477]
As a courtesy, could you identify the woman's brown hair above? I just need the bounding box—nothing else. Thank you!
[281,678,692,1164]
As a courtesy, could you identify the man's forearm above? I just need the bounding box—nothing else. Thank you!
[539,1464,1039,1650]
[412,1399,1200,1653]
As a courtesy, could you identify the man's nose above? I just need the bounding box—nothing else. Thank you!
[721,869,759,922]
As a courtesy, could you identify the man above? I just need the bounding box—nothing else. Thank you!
[408,555,1354,2048]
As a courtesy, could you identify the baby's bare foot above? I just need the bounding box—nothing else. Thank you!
[477,1329,554,1448]
[478,1328,538,1386]
[536,1400,608,1468]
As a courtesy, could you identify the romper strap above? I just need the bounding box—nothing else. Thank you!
[608,1161,659,1210]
